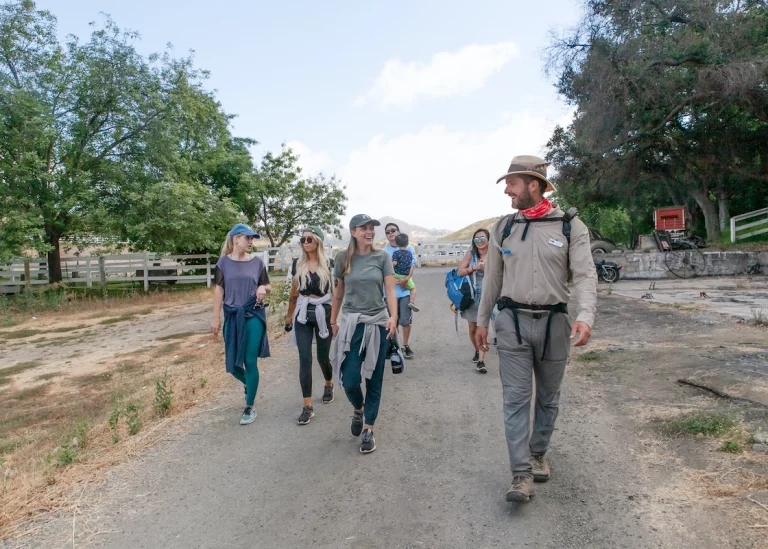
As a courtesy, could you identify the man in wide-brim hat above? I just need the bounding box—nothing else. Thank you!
[476,154,597,504]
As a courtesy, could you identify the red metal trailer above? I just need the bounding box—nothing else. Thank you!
[654,206,687,231]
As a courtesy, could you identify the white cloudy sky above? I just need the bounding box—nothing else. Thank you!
[45,0,581,231]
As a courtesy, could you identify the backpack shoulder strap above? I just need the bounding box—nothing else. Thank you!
[291,258,298,277]
[501,213,518,243]
[561,207,578,246]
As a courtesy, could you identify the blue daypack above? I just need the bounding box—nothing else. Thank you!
[445,269,474,312]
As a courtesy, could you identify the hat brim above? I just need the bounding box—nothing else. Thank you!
[350,219,381,230]
[231,229,261,239]
[496,171,556,193]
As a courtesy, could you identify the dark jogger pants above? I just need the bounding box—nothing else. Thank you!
[340,323,388,425]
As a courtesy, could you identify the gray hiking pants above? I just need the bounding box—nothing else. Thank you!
[495,308,571,479]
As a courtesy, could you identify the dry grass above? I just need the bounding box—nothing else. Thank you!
[0,301,287,539]
[0,336,229,537]
[156,331,202,341]
[1,288,209,331]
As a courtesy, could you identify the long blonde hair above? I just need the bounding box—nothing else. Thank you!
[295,238,331,292]
[220,234,235,257]
[341,232,376,276]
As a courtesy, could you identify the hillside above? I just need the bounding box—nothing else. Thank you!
[440,217,503,241]
[374,216,452,242]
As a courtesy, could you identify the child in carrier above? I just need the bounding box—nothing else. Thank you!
[391,234,418,311]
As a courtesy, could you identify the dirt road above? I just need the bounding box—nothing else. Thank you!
[12,269,766,548]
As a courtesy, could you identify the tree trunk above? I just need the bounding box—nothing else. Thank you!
[718,191,730,234]
[690,189,721,242]
[46,231,63,283]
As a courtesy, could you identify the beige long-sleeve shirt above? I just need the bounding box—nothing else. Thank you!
[476,207,597,328]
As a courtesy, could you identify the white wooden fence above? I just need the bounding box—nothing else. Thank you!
[730,207,768,243]
[1,241,471,294]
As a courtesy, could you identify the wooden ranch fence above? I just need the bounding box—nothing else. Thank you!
[1,241,471,294]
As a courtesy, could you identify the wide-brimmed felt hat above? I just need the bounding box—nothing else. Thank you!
[495,155,556,193]
[349,214,380,230]
[228,223,261,239]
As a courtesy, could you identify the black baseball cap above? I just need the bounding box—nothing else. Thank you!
[349,214,380,230]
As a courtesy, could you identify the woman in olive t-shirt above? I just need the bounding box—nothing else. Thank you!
[330,214,398,454]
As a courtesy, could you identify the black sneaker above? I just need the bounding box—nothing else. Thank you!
[472,350,480,363]
[403,345,415,359]
[360,429,376,454]
[476,361,487,374]
[350,409,364,437]
[297,406,314,425]
[322,385,334,404]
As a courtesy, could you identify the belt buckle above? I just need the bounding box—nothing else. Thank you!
[532,312,543,320]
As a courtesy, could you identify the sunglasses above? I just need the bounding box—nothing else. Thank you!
[299,237,315,244]
[473,237,487,243]
[385,229,398,234]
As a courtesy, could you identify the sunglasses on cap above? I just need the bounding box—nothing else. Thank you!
[473,237,487,243]
[299,236,315,244]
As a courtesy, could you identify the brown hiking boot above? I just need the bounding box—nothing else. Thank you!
[532,454,550,482]
[505,476,535,503]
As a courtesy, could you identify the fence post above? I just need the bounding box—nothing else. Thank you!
[99,256,107,295]
[730,217,737,243]
[143,252,150,292]
[205,253,212,289]
[416,241,422,268]
[85,256,92,289]
[24,258,31,293]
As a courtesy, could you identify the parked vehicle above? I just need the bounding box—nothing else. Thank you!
[595,259,621,283]
[589,228,619,255]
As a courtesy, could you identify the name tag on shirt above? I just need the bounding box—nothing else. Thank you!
[548,239,564,248]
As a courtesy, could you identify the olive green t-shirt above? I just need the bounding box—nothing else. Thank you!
[333,250,394,315]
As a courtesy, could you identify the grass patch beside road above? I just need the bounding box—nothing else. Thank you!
[659,412,739,437]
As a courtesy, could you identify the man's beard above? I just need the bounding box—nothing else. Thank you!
[514,188,537,210]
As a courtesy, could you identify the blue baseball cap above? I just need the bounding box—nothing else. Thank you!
[228,223,261,239]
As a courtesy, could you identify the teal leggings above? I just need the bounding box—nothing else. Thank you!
[224,316,264,407]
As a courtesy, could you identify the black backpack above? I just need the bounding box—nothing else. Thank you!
[500,207,578,245]
[500,207,578,275]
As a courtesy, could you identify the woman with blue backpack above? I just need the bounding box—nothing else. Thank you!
[457,229,490,373]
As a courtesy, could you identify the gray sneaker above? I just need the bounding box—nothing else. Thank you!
[532,454,550,482]
[239,406,256,425]
[360,429,376,454]
[402,345,415,359]
[350,409,364,437]
[322,385,334,404]
[297,406,314,425]
[506,476,534,503]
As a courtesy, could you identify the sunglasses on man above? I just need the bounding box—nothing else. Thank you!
[299,237,315,244]
[473,237,487,243]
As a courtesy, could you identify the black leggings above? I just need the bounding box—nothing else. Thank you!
[295,304,333,398]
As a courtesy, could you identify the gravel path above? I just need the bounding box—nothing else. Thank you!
[13,269,741,548]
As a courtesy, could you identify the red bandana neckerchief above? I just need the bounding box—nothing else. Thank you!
[520,198,553,219]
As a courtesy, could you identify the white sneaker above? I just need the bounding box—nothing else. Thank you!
[239,407,257,425]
